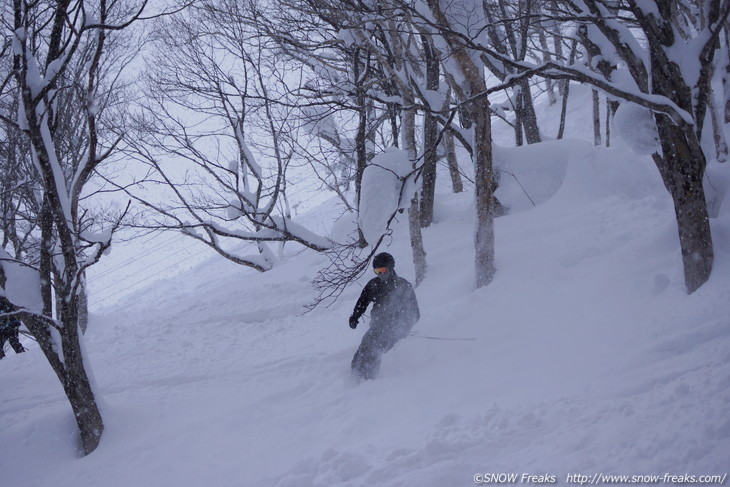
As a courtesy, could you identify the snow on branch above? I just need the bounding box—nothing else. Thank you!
[358,147,417,246]
[479,58,694,126]
[307,147,418,310]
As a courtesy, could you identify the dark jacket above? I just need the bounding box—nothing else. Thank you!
[351,270,420,338]
[0,297,21,334]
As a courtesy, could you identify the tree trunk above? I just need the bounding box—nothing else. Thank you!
[552,0,567,98]
[635,1,716,293]
[20,306,104,455]
[651,119,713,293]
[419,39,440,228]
[403,98,427,284]
[409,196,427,285]
[39,196,54,316]
[557,39,579,140]
[353,49,369,248]
[708,93,728,162]
[592,89,601,146]
[470,97,496,288]
[516,80,541,144]
[419,117,438,227]
[78,278,89,334]
[720,20,730,123]
[444,132,464,193]
[65,371,104,455]
[605,98,612,147]
[426,0,495,288]
[539,28,557,105]
[20,72,106,458]
[514,87,524,146]
[59,297,104,454]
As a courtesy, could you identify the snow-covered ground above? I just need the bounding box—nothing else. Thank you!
[1,86,729,486]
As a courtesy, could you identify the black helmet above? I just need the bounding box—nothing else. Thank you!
[373,252,395,269]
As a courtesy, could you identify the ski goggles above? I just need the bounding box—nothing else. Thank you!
[374,266,388,275]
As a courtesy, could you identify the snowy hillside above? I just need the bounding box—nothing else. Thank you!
[1,86,729,486]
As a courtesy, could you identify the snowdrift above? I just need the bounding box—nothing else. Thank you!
[1,96,729,486]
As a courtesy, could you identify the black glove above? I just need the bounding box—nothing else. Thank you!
[349,315,359,329]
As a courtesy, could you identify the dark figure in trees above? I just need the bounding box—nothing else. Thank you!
[349,252,420,380]
[0,298,25,360]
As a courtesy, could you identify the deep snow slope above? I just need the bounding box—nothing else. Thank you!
[1,88,730,486]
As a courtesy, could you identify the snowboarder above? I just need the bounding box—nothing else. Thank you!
[349,252,420,380]
[0,298,25,360]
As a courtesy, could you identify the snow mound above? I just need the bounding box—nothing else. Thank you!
[358,147,415,246]
[613,102,661,155]
[495,138,664,215]
[1,87,728,487]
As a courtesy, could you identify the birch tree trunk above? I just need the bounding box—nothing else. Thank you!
[403,98,427,285]
[592,89,601,146]
[426,0,496,288]
[470,96,496,288]
[419,37,440,228]
[557,39,578,140]
[354,48,370,248]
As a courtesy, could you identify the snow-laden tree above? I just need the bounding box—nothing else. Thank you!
[481,0,543,146]
[0,0,147,454]
[265,0,431,280]
[539,0,730,293]
[125,0,332,270]
[290,0,507,289]
[269,0,422,248]
[401,0,728,293]
[407,0,498,288]
[260,0,365,208]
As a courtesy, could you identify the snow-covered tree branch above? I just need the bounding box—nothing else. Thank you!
[1,0,156,455]
[122,1,332,271]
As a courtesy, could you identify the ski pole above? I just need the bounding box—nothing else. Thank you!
[408,332,476,341]
[19,330,37,341]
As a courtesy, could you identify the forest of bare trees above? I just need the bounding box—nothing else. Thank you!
[1,0,729,454]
